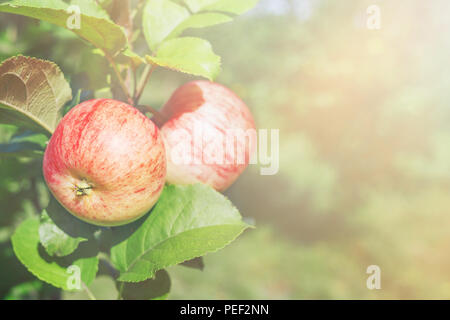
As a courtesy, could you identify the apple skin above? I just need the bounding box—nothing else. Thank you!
[43,99,166,226]
[159,81,256,191]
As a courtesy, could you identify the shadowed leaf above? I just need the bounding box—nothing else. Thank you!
[39,210,88,258]
[119,269,171,300]
[0,56,72,135]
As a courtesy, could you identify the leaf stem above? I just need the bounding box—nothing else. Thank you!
[132,67,138,100]
[117,282,124,300]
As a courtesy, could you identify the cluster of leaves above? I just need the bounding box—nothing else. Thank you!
[0,0,259,299]
[0,0,257,81]
[13,184,250,299]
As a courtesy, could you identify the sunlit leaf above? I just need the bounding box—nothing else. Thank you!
[143,0,189,52]
[183,0,218,13]
[145,37,221,80]
[143,0,234,53]
[45,196,100,239]
[184,0,260,14]
[169,12,233,39]
[39,211,87,258]
[0,0,127,55]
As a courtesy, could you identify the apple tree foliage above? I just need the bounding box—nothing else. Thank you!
[0,0,258,299]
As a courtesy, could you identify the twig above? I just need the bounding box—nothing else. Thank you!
[134,64,157,105]
[105,53,134,106]
[132,67,138,99]
[98,253,120,279]
[117,282,124,300]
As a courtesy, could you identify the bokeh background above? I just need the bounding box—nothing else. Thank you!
[2,0,450,299]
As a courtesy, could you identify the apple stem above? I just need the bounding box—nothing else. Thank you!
[75,180,93,196]
[76,186,92,196]
[137,105,168,127]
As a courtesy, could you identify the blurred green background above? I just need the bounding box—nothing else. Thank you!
[2,0,450,299]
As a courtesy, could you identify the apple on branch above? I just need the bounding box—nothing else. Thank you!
[43,99,166,226]
[159,81,257,192]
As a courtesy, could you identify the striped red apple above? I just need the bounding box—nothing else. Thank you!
[159,81,257,191]
[43,99,166,226]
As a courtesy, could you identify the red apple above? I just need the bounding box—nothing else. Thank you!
[43,99,166,226]
[159,81,256,191]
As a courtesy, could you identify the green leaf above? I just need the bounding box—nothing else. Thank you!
[183,0,218,13]
[39,196,100,257]
[0,129,48,157]
[38,196,101,258]
[110,184,250,282]
[146,37,221,80]
[0,0,127,55]
[143,0,190,52]
[4,281,43,300]
[116,48,146,68]
[11,218,99,290]
[0,141,44,158]
[141,0,257,79]
[0,56,72,135]
[39,211,87,258]
[186,0,260,14]
[169,12,233,39]
[10,130,48,148]
[118,269,171,300]
[44,195,101,238]
[69,0,110,20]
[72,254,99,289]
[142,0,232,52]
